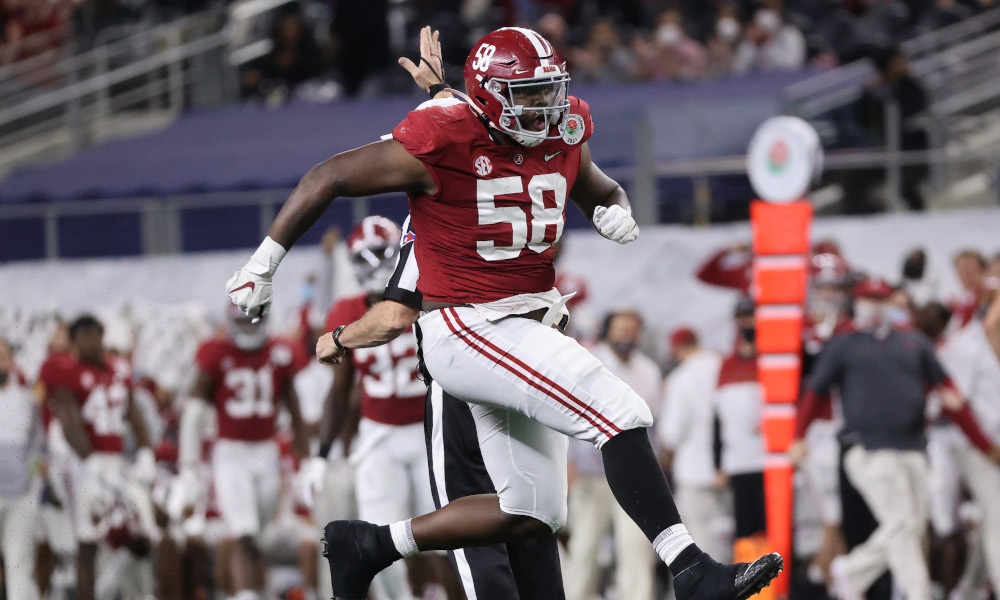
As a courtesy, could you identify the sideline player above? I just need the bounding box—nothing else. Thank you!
[38,315,160,600]
[228,26,782,600]
[178,308,310,600]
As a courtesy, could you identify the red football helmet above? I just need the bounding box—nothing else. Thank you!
[463,27,571,147]
[810,252,850,287]
[347,216,402,293]
[854,277,894,300]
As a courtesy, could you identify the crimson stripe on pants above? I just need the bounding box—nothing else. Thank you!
[439,308,618,440]
[448,308,622,435]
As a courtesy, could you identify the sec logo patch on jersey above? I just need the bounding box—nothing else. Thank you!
[474,155,493,176]
[561,114,585,145]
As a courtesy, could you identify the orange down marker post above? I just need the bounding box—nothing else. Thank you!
[750,199,813,599]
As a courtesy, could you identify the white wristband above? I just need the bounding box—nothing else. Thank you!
[248,236,287,276]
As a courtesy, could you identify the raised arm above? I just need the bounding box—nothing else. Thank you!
[570,142,639,244]
[227,140,435,320]
[269,142,435,249]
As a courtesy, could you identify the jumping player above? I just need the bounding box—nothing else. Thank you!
[227,26,782,600]
[178,308,310,600]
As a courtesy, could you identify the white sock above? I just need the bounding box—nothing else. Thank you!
[389,519,419,558]
[654,524,695,566]
[232,590,259,600]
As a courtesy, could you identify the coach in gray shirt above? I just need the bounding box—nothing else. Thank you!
[791,278,1000,600]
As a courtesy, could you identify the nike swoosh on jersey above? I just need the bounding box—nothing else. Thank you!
[544,151,562,161]
[229,281,255,294]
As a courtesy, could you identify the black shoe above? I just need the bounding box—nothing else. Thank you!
[321,520,398,600]
[673,551,784,600]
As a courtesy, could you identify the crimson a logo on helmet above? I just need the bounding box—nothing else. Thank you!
[474,155,493,176]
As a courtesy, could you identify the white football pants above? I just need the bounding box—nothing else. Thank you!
[418,307,653,531]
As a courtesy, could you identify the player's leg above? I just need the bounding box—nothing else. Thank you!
[926,425,964,591]
[354,419,417,600]
[425,381,564,600]
[401,419,462,598]
[68,455,110,600]
[420,309,781,597]
[1,488,42,600]
[838,446,930,599]
[213,440,264,599]
[958,440,1000,590]
[564,474,615,600]
[324,309,780,599]
[612,497,657,600]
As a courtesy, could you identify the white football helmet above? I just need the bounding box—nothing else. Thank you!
[348,216,402,294]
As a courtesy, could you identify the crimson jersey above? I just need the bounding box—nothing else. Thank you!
[196,338,307,442]
[38,353,133,453]
[392,97,594,303]
[326,294,425,426]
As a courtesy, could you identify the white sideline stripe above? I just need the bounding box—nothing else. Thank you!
[430,383,479,599]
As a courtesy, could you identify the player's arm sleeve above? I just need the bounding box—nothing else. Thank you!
[382,215,423,310]
[391,108,446,190]
[696,248,752,292]
[806,336,845,396]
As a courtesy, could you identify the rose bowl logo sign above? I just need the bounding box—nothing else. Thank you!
[767,139,789,173]
[747,116,822,204]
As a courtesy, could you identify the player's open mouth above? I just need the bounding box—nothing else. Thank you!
[525,114,547,132]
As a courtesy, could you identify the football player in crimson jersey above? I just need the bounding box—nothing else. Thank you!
[299,215,459,600]
[228,26,782,600]
[178,308,310,600]
[38,315,159,600]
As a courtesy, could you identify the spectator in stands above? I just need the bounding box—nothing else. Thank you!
[566,17,637,83]
[820,0,912,65]
[854,48,929,210]
[565,309,660,600]
[657,327,730,562]
[706,4,744,77]
[732,2,806,74]
[634,8,707,81]
[714,296,767,551]
[917,0,973,34]
[1,0,68,66]
[241,3,325,103]
[329,0,390,96]
[792,277,1000,600]
[535,11,572,67]
[951,249,988,328]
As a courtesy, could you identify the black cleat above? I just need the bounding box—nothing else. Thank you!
[673,551,784,600]
[321,520,398,600]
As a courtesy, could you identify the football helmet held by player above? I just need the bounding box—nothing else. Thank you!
[348,216,402,294]
[228,303,268,351]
